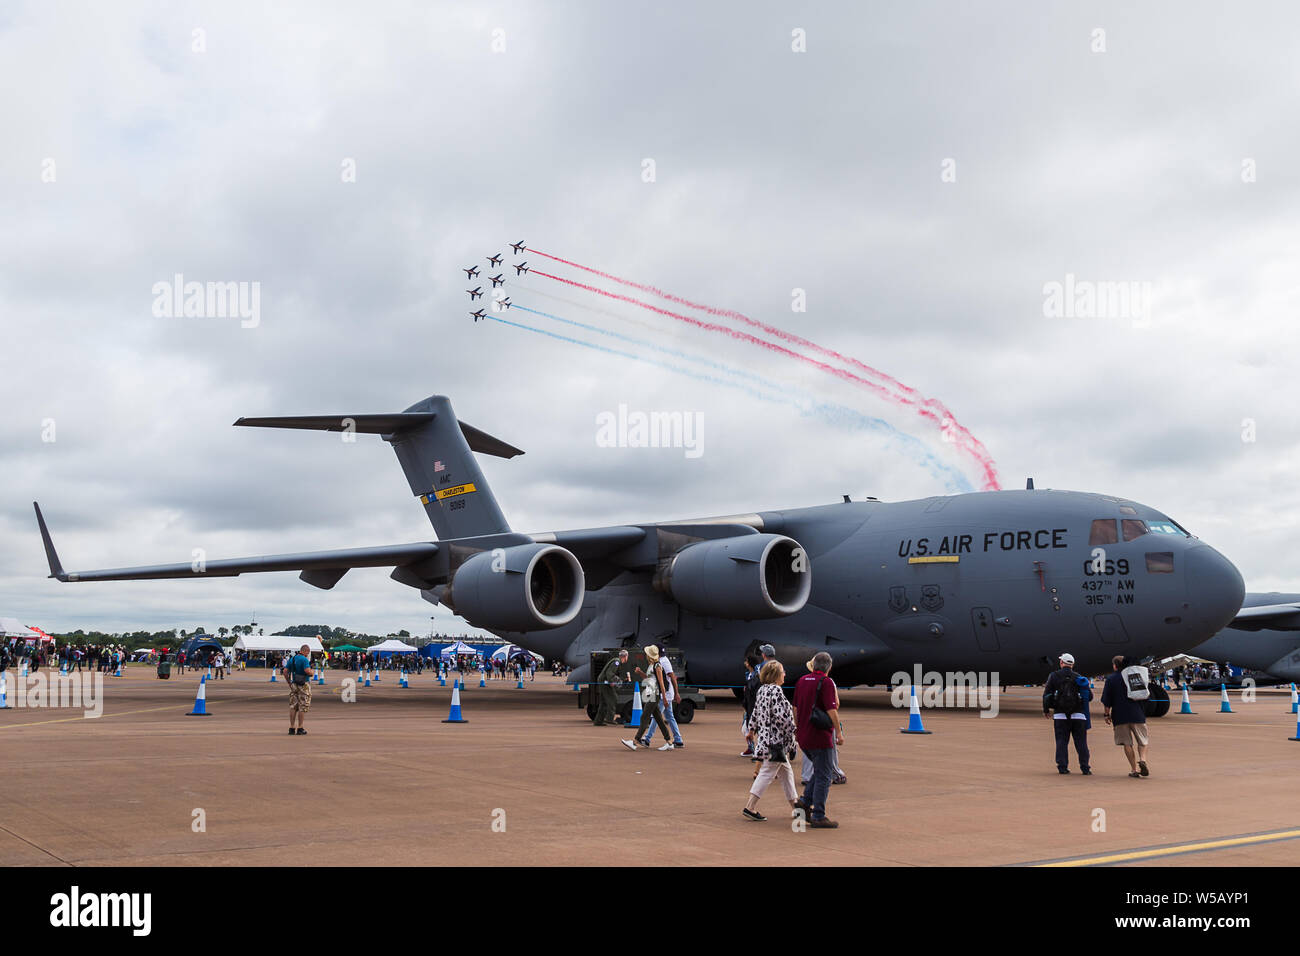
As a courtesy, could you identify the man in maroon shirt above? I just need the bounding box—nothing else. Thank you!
[793,652,844,829]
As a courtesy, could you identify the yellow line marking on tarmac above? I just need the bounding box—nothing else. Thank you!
[1030,828,1300,866]
[0,697,262,729]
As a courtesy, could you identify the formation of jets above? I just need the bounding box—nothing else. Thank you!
[464,241,527,320]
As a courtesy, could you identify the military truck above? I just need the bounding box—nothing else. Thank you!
[578,647,707,724]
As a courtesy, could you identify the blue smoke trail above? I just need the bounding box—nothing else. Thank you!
[488,311,974,494]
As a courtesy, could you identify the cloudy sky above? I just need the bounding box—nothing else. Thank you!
[3,1,1298,639]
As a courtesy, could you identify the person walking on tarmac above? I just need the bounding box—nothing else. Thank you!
[1043,652,1093,775]
[620,645,675,751]
[593,649,630,726]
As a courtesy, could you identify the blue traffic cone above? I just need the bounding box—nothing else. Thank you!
[479,673,486,688]
[1290,712,1300,742]
[0,673,9,709]
[1219,684,1234,713]
[187,676,211,716]
[442,684,468,723]
[1179,686,1196,714]
[900,685,932,734]
[517,676,524,689]
[363,668,371,688]
[115,661,122,677]
[630,682,643,728]
[269,667,277,682]
[400,669,409,688]
[439,672,446,686]
[1288,683,1297,715]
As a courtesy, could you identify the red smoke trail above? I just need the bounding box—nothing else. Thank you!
[530,263,1001,491]
[531,269,913,409]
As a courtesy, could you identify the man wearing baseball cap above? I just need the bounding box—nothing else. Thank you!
[1042,652,1092,775]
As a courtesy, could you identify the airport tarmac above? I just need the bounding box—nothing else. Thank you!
[0,666,1296,867]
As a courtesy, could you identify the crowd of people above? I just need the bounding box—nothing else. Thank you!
[600,643,846,829]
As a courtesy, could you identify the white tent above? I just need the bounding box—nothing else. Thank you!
[368,639,418,653]
[235,635,324,653]
[439,640,478,659]
[0,618,41,640]
[491,644,544,663]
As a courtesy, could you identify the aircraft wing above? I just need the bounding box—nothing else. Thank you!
[1227,602,1300,631]
[34,502,439,590]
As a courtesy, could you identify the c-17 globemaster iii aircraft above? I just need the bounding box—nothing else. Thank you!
[33,394,1245,713]
[1191,594,1300,682]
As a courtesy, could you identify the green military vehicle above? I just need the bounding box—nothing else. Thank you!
[578,647,707,724]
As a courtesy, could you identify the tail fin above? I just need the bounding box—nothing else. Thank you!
[235,395,521,540]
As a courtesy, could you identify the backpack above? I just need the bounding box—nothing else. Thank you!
[1053,670,1083,714]
[1121,664,1151,701]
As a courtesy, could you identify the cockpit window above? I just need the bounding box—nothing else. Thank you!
[1147,519,1189,537]
[1089,519,1118,546]
[1122,519,1148,542]
[1146,552,1175,573]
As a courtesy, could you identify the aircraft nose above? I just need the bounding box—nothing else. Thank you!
[1185,544,1245,632]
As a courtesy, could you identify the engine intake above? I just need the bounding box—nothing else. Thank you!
[656,533,811,619]
[449,543,585,631]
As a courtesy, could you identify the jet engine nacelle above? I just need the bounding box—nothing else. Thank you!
[449,543,585,631]
[656,533,811,620]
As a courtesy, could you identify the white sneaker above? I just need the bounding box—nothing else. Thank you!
[658,742,675,751]
[621,739,638,751]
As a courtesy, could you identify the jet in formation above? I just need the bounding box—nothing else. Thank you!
[509,240,526,254]
[469,309,486,322]
[513,262,529,276]
[499,297,512,310]
[487,254,503,268]
[34,394,1245,716]
[462,266,480,280]
[489,274,505,288]
[466,287,483,300]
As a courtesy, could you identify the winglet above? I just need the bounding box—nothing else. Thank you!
[33,502,69,581]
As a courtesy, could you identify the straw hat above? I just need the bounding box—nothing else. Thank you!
[644,645,660,662]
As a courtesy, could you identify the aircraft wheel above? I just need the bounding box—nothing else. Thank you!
[585,700,597,721]
[1144,682,1170,718]
[676,699,695,724]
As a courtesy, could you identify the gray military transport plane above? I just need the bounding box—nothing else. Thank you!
[1191,595,1300,682]
[33,394,1245,713]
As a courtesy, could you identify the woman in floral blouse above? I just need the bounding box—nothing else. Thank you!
[743,660,800,821]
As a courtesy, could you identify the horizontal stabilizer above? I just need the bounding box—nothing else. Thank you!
[234,413,523,458]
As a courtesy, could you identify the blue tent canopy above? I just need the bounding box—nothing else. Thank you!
[178,634,226,660]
